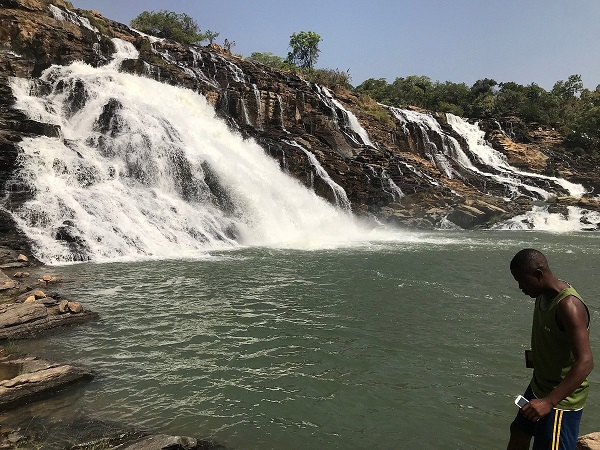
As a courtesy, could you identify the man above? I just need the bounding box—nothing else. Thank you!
[508,249,593,450]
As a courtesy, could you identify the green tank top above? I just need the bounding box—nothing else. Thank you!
[531,286,589,410]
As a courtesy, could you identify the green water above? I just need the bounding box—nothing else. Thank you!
[14,231,600,449]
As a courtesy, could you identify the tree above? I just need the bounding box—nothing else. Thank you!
[248,52,293,70]
[130,10,215,45]
[286,31,322,69]
[564,86,600,154]
[355,78,393,104]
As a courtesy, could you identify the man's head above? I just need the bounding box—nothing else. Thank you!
[510,248,551,298]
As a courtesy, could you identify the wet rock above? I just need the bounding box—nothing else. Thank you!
[16,254,27,262]
[0,355,94,411]
[12,272,29,278]
[122,435,198,450]
[0,301,98,339]
[446,200,509,229]
[0,262,28,270]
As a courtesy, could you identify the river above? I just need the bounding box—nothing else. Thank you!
[13,230,600,449]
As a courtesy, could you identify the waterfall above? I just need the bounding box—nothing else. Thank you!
[314,85,375,147]
[389,107,460,178]
[495,206,600,231]
[109,38,139,67]
[446,114,586,199]
[321,87,375,148]
[252,84,264,130]
[388,106,586,201]
[276,94,288,132]
[7,40,393,263]
[240,97,251,126]
[48,4,98,33]
[285,140,352,211]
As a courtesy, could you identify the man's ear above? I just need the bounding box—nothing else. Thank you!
[533,268,544,281]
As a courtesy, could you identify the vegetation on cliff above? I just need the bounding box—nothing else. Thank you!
[130,10,219,45]
[355,74,600,156]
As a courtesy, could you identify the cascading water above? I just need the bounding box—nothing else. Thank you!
[389,107,461,178]
[389,106,586,201]
[446,114,586,199]
[7,39,393,263]
[285,140,352,211]
[314,85,375,148]
[495,206,600,232]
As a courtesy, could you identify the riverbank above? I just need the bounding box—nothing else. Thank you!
[0,247,228,449]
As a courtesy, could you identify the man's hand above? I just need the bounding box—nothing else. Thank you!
[521,398,554,422]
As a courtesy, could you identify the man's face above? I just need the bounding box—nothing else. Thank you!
[511,267,543,298]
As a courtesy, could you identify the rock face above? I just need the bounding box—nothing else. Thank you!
[1,0,599,251]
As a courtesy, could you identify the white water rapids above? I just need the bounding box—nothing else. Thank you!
[8,40,397,263]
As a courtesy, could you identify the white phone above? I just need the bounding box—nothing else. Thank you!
[515,395,529,408]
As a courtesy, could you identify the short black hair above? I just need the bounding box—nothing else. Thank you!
[510,248,549,272]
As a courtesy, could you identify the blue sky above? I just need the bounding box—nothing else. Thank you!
[69,0,600,90]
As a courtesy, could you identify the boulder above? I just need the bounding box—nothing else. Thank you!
[39,274,59,284]
[24,295,36,303]
[32,289,46,299]
[578,433,600,450]
[13,271,30,278]
[67,301,82,313]
[16,254,28,262]
[58,300,69,313]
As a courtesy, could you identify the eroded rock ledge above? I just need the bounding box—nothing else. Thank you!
[0,353,94,411]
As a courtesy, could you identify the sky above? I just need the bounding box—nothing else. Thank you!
[68,0,600,90]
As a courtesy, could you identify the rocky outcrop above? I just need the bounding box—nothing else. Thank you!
[0,298,98,339]
[0,252,97,338]
[0,354,93,410]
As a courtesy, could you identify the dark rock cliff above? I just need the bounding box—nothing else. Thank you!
[1,0,599,247]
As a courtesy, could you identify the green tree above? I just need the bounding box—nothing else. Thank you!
[564,85,600,154]
[130,10,215,45]
[389,75,433,108]
[355,78,393,105]
[248,52,293,70]
[286,31,322,69]
[552,74,584,122]
[467,78,498,117]
[430,81,470,115]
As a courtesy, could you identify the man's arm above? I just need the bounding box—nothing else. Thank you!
[522,296,594,421]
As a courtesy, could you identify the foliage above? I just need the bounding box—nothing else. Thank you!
[130,10,216,45]
[248,52,295,71]
[286,31,322,69]
[303,68,352,89]
[564,86,600,154]
[356,94,394,127]
[1,340,19,356]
